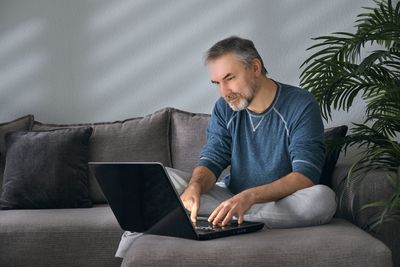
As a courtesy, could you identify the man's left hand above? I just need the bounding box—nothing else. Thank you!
[208,191,254,226]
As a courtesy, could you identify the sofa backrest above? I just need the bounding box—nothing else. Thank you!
[33,108,172,203]
[169,108,210,173]
[5,107,349,205]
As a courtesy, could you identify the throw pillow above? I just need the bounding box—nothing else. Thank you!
[0,127,93,209]
[320,125,348,187]
[0,115,34,193]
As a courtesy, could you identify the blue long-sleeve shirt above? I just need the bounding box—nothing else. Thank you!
[197,81,325,194]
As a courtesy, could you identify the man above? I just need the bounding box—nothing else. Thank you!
[115,36,337,258]
[180,36,337,227]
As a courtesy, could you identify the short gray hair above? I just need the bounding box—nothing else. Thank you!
[205,36,267,75]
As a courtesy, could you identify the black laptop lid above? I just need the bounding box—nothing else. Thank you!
[90,162,197,239]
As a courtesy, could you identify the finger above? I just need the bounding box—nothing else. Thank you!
[181,200,190,211]
[182,199,193,212]
[222,209,235,226]
[212,206,230,225]
[208,205,222,222]
[180,194,191,210]
[238,214,244,225]
[190,200,199,223]
[209,205,225,224]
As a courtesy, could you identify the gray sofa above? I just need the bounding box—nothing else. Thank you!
[0,107,398,267]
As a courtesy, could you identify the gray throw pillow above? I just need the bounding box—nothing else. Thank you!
[0,115,34,193]
[320,125,348,187]
[0,127,93,209]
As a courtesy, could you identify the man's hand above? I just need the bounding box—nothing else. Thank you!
[180,166,217,223]
[180,182,202,223]
[208,190,254,226]
[208,172,314,226]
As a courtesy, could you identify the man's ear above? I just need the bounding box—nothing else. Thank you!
[251,58,263,76]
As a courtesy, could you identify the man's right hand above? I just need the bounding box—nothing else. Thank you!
[180,166,217,223]
[180,182,202,223]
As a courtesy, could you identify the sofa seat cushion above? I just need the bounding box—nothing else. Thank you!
[0,204,123,267]
[122,218,392,267]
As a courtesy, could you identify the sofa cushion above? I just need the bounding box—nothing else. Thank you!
[320,125,348,187]
[33,108,171,203]
[0,115,34,193]
[170,108,210,174]
[122,218,392,267]
[0,127,93,209]
[0,204,122,267]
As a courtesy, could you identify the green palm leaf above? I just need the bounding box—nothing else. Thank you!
[300,0,400,230]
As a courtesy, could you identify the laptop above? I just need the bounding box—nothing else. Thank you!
[89,162,264,240]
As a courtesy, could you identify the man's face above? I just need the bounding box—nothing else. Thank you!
[208,53,257,111]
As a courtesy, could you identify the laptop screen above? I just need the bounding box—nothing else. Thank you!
[90,163,195,236]
[139,164,182,229]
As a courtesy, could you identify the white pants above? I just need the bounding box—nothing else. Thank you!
[115,167,337,258]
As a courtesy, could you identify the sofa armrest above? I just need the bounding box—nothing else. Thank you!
[331,163,397,226]
[331,163,400,266]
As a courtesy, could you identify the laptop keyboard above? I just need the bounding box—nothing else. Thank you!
[194,220,239,232]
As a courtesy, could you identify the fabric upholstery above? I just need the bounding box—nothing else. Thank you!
[0,127,93,209]
[332,163,400,265]
[331,164,398,224]
[320,125,348,187]
[0,204,122,267]
[0,115,34,193]
[170,108,209,173]
[33,108,171,203]
[122,218,392,267]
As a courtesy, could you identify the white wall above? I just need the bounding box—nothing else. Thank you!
[0,0,373,126]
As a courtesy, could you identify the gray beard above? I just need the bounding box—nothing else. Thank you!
[228,82,256,111]
[229,97,250,111]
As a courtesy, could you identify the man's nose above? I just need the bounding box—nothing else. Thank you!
[219,82,231,96]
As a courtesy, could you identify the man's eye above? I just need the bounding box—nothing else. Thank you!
[227,76,235,81]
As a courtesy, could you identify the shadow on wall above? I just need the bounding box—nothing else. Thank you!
[0,18,47,120]
[83,0,253,119]
[0,0,255,123]
[0,0,363,124]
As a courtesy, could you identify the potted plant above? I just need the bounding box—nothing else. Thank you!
[299,0,400,231]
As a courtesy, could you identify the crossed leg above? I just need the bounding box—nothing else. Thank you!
[167,167,337,229]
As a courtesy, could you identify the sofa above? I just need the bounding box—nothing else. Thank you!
[0,107,398,267]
